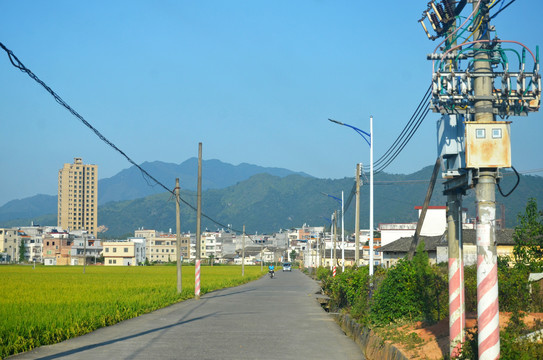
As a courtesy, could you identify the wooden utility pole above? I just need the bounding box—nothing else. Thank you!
[355,163,361,266]
[175,178,182,294]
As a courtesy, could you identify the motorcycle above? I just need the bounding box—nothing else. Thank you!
[269,270,275,279]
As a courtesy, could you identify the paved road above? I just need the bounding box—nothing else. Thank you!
[11,270,364,360]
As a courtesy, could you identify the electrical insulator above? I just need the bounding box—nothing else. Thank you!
[432,73,439,95]
[436,3,446,22]
[431,2,443,21]
[517,75,525,96]
[430,12,442,33]
[501,75,509,96]
[452,75,459,94]
[460,74,468,95]
[442,0,454,20]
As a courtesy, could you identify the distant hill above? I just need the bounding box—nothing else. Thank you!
[98,158,312,204]
[0,159,311,222]
[2,165,541,236]
[0,194,57,223]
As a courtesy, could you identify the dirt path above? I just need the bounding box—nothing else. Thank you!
[387,312,543,359]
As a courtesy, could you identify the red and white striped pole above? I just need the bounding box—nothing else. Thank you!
[476,172,499,359]
[447,195,465,358]
[332,266,337,277]
[195,259,201,299]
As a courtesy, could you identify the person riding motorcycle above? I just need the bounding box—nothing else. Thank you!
[268,264,275,278]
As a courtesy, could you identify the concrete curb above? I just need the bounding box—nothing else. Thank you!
[334,313,408,360]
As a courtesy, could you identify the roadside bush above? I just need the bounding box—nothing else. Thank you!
[370,242,447,325]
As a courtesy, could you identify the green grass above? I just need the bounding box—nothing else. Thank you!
[0,265,264,359]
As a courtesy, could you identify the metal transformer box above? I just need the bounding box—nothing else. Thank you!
[465,121,511,168]
[437,114,465,177]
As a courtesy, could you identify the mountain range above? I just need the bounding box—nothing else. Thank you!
[0,159,541,236]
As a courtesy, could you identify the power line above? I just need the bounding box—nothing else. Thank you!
[371,85,431,168]
[0,41,244,234]
[373,107,431,174]
[361,85,432,174]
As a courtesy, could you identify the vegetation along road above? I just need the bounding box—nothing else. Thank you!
[10,269,364,360]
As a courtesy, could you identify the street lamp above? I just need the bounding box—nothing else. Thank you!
[321,191,345,271]
[328,116,374,277]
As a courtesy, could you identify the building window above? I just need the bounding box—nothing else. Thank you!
[105,248,109,252]
[113,248,117,253]
[124,248,128,253]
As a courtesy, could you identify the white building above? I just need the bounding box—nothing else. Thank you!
[103,238,146,266]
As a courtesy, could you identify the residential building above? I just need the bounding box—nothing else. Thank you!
[203,232,222,260]
[435,228,515,265]
[69,230,103,265]
[42,230,72,265]
[103,238,145,266]
[0,228,19,262]
[380,228,515,268]
[380,235,443,268]
[18,225,50,262]
[148,233,189,263]
[58,157,98,237]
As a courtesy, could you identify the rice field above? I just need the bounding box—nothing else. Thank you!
[0,265,264,359]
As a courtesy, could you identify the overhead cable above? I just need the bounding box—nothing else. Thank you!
[364,85,432,173]
[0,41,244,234]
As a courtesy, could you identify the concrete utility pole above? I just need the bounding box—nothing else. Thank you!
[332,211,337,267]
[420,1,540,356]
[175,178,182,294]
[369,116,374,276]
[355,163,361,266]
[195,143,203,300]
[472,4,499,358]
[82,233,87,274]
[341,191,345,271]
[447,192,464,357]
[242,225,246,276]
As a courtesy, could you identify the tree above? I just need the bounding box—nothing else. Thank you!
[290,250,297,262]
[19,240,26,263]
[513,198,543,272]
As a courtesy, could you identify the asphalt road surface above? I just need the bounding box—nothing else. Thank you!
[11,269,364,360]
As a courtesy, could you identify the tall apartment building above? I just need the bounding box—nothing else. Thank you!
[58,158,98,237]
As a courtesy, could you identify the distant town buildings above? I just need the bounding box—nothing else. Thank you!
[58,157,98,237]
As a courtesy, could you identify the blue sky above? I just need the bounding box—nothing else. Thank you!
[1,0,542,206]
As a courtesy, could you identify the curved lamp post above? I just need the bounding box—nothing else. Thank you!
[328,116,374,276]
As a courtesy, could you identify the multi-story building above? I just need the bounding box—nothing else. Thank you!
[18,225,49,262]
[42,230,72,265]
[135,229,191,263]
[69,230,103,265]
[58,157,98,237]
[103,238,145,266]
[0,228,20,262]
[202,232,222,260]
